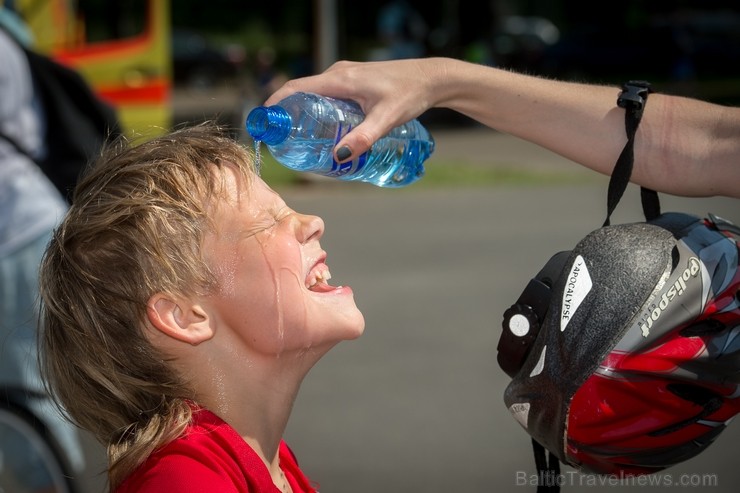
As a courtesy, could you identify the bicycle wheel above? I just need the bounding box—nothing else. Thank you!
[0,402,74,493]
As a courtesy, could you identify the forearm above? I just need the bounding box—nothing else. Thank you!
[266,57,739,198]
[431,59,622,167]
[640,95,740,197]
[430,58,740,198]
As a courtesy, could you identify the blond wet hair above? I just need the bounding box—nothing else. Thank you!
[38,123,255,489]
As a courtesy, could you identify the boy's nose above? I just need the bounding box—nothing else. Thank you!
[296,213,324,243]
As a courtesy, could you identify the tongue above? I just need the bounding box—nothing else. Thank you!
[310,282,337,293]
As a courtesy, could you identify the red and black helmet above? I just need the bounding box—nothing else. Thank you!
[498,212,740,476]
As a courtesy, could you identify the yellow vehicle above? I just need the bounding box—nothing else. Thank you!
[16,0,172,136]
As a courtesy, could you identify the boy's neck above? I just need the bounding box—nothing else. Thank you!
[196,350,314,469]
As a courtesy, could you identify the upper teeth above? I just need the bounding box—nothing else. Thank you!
[308,268,331,288]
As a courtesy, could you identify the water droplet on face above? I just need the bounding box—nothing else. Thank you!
[253,233,284,353]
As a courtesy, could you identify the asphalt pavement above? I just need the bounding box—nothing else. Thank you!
[75,129,739,492]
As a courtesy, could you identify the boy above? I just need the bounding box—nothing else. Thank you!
[39,124,365,492]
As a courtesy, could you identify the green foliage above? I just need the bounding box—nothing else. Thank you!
[416,160,598,188]
[256,152,599,190]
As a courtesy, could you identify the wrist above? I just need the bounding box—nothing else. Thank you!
[426,57,475,110]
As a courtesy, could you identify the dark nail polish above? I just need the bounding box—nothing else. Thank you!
[336,146,352,162]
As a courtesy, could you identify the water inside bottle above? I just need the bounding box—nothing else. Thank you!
[256,124,433,187]
[356,137,432,187]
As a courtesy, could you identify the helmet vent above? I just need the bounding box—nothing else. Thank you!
[680,319,726,337]
[649,384,723,436]
[670,246,680,271]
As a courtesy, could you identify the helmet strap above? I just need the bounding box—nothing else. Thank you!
[528,81,661,492]
[532,439,561,492]
[603,81,661,226]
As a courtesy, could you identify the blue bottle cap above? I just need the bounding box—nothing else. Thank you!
[246,105,292,145]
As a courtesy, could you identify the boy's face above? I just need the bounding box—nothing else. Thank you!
[201,166,364,357]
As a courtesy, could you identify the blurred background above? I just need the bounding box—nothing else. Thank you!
[12,0,740,145]
[4,1,740,492]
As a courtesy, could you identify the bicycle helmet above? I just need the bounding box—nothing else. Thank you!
[498,211,740,476]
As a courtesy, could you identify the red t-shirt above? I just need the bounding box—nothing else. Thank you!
[116,409,317,492]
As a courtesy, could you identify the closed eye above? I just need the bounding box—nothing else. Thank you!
[242,206,294,239]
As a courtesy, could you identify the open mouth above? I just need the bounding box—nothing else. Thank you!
[306,262,335,293]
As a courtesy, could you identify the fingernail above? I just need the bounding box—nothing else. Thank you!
[335,146,352,162]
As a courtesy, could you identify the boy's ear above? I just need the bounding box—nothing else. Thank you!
[146,293,213,345]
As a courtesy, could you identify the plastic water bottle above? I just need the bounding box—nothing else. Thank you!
[245,92,435,187]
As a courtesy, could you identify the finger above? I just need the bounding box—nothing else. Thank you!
[264,69,357,106]
[333,121,385,163]
[263,79,304,106]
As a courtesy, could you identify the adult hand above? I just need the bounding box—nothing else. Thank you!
[265,59,441,162]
